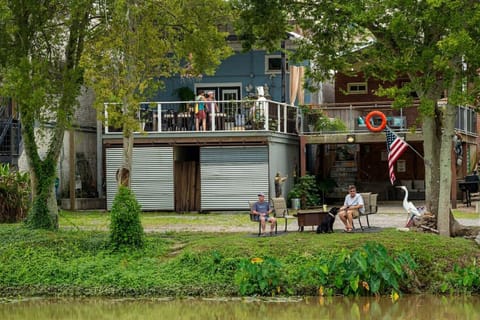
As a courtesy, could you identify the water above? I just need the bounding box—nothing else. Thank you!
[1,295,479,319]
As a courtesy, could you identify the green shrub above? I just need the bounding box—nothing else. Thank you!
[0,164,30,223]
[287,174,320,208]
[109,186,144,249]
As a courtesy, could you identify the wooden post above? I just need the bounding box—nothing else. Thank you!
[451,144,457,209]
[69,129,76,210]
[300,135,307,176]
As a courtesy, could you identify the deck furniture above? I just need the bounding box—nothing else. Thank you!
[353,193,378,230]
[271,197,295,232]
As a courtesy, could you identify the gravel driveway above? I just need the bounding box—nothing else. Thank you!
[143,203,479,233]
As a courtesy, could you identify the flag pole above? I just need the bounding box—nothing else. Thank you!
[387,126,425,161]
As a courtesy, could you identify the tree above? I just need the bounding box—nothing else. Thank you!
[233,0,480,236]
[82,0,232,247]
[0,1,98,229]
[81,0,233,188]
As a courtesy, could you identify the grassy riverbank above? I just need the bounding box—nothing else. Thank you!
[1,211,479,298]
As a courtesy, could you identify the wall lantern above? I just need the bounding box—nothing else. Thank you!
[346,135,355,143]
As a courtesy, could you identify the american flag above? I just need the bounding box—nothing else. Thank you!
[385,127,408,185]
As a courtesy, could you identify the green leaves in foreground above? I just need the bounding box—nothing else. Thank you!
[441,259,480,294]
[235,242,417,297]
[235,257,285,296]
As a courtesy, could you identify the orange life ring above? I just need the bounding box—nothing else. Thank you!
[365,111,387,132]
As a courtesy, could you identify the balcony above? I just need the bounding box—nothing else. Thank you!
[102,100,477,139]
[104,99,298,135]
[300,102,477,136]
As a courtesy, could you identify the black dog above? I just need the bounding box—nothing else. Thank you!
[316,207,339,233]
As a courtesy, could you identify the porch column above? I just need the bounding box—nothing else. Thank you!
[300,135,307,176]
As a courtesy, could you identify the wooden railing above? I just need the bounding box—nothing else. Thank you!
[300,102,477,135]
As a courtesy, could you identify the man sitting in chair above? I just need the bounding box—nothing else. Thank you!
[252,193,276,236]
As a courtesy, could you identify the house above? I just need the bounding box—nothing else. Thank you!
[103,99,300,212]
[101,39,330,212]
[298,72,477,204]
[1,90,101,210]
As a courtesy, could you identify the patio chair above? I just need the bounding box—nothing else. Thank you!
[248,200,277,236]
[271,197,294,232]
[248,200,261,236]
[353,193,378,230]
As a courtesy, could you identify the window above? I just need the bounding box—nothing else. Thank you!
[347,82,368,94]
[265,55,288,74]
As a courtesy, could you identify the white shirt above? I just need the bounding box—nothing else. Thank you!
[344,193,365,214]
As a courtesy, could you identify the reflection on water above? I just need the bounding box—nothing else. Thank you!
[1,295,480,320]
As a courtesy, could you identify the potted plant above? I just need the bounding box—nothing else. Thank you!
[287,174,321,209]
[174,86,195,112]
[299,105,347,133]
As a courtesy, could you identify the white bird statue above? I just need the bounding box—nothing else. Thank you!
[396,186,422,227]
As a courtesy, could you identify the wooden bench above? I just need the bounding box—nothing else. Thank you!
[248,200,277,236]
[353,193,378,230]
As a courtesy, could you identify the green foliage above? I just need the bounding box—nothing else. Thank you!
[24,157,58,230]
[1,219,480,298]
[25,196,56,230]
[235,257,285,296]
[293,242,417,296]
[234,0,480,224]
[440,259,480,294]
[0,164,30,223]
[300,106,347,132]
[231,0,290,52]
[318,177,337,203]
[174,86,195,101]
[287,174,320,209]
[0,1,96,230]
[82,0,233,133]
[109,186,144,249]
[235,243,416,297]
[174,86,196,112]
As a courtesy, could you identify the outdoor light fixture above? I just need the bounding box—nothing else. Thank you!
[346,135,355,143]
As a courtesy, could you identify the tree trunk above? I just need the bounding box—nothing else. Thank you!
[449,210,480,237]
[437,102,457,236]
[21,111,61,230]
[119,97,134,188]
[422,115,440,215]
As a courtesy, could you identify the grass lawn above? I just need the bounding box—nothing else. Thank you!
[1,210,479,298]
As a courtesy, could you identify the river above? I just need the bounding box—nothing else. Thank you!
[1,295,479,319]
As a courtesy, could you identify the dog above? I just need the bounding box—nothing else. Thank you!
[316,207,339,233]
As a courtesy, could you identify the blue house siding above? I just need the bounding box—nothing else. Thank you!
[154,50,311,104]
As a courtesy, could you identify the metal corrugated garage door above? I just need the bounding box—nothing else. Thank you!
[200,146,269,210]
[106,147,174,210]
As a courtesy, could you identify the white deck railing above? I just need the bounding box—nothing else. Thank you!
[103,100,476,136]
[104,99,299,134]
